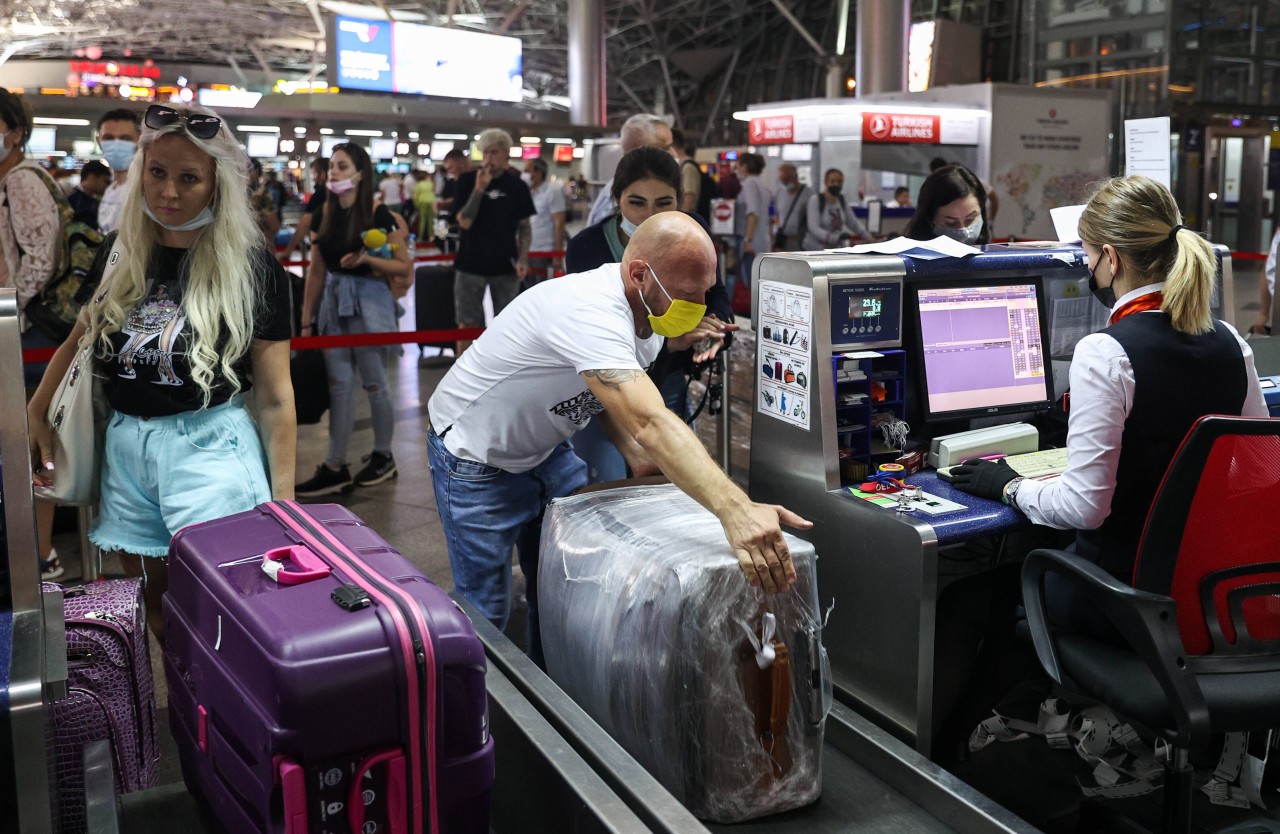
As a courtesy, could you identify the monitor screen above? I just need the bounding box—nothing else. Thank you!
[369,138,396,159]
[914,277,1052,421]
[246,133,279,158]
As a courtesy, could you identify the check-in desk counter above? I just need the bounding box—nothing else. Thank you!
[747,244,1235,756]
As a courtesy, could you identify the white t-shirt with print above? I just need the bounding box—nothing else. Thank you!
[428,262,663,472]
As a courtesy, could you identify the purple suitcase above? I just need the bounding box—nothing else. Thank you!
[164,501,493,834]
[46,579,161,834]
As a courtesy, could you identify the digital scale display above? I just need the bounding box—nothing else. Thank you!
[829,278,903,349]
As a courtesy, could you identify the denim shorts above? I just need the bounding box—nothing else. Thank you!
[91,397,271,557]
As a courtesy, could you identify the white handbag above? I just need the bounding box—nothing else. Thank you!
[34,243,122,506]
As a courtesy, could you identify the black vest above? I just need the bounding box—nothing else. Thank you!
[1075,312,1247,579]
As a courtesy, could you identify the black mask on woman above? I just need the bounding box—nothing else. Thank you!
[827,185,843,198]
[1087,257,1117,309]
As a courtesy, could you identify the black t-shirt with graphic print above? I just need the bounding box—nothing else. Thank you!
[79,237,292,417]
[453,168,536,277]
[312,203,396,278]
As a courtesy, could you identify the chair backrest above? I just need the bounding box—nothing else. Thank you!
[1133,415,1280,656]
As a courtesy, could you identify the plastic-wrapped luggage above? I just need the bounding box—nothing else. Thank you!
[166,501,494,834]
[538,484,831,823]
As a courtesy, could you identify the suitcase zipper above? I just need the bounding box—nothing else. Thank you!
[266,501,438,834]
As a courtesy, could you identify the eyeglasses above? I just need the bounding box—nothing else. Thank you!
[144,105,222,140]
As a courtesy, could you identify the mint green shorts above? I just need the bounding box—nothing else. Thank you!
[90,398,271,557]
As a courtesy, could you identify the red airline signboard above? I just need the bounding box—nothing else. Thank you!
[748,115,794,145]
[862,112,941,144]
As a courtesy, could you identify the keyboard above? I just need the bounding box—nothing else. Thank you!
[937,446,1070,481]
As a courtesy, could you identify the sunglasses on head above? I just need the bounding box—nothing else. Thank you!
[144,105,222,140]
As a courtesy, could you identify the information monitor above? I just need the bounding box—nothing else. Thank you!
[913,277,1053,422]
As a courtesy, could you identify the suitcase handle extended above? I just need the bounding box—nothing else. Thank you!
[348,747,407,834]
[261,545,332,586]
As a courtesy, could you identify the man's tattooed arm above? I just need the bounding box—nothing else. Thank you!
[581,369,644,391]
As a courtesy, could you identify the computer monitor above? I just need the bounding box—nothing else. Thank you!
[913,276,1053,422]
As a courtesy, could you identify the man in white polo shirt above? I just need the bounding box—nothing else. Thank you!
[427,212,809,661]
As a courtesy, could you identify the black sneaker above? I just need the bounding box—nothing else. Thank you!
[354,451,397,487]
[296,464,353,497]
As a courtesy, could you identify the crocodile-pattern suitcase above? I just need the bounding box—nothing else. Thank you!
[47,579,160,834]
[166,501,494,834]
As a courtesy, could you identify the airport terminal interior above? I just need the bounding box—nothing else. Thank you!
[4,1,1280,833]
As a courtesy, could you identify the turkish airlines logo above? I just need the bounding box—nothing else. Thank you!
[339,19,380,43]
[867,113,892,140]
[748,115,793,144]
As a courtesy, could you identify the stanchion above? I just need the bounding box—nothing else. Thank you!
[719,349,732,475]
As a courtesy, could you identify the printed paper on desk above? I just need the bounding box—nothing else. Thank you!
[827,235,981,260]
[1050,205,1087,243]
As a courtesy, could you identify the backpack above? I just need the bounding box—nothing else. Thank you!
[8,162,105,342]
[683,159,718,221]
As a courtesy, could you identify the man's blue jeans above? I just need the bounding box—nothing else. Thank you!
[427,427,587,665]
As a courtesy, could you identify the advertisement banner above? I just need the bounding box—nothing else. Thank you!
[334,17,394,92]
[862,112,941,144]
[749,115,795,145]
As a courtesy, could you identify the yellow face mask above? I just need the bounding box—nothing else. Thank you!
[639,263,706,338]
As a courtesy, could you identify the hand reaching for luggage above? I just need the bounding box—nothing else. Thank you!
[720,502,813,594]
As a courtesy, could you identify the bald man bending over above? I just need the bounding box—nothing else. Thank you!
[427,213,811,662]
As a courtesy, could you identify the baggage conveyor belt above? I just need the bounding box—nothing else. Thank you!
[457,597,1039,834]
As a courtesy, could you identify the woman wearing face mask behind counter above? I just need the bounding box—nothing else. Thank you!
[904,163,991,246]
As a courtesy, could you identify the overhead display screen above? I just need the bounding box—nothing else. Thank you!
[331,15,523,102]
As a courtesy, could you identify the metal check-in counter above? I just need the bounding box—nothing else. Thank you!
[457,595,1039,834]
[745,245,1234,756]
[0,289,64,834]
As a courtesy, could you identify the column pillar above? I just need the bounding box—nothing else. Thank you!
[856,0,910,96]
[568,0,606,126]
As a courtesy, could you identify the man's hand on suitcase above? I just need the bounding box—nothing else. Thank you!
[722,502,813,593]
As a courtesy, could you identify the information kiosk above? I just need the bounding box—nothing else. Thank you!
[748,244,1234,755]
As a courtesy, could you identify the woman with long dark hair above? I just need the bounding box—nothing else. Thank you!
[297,142,412,496]
[565,146,734,482]
[904,163,990,245]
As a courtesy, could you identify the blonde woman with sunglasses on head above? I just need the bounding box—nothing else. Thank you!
[26,103,296,647]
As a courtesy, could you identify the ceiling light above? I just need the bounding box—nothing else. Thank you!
[519,136,541,144]
[237,125,280,133]
[294,127,307,135]
[408,132,419,140]
[344,129,383,137]
[34,117,90,126]
[320,128,334,135]
[435,133,468,140]
[544,137,574,144]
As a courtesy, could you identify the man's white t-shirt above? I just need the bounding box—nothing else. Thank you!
[529,182,566,252]
[428,263,663,472]
[379,177,402,207]
[98,180,127,233]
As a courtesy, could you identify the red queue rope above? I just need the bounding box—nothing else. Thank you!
[277,250,566,270]
[19,247,1271,365]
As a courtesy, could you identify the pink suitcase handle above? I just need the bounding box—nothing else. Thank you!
[348,748,407,834]
[276,758,308,834]
[261,545,332,586]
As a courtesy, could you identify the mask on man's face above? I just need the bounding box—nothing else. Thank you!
[638,263,706,338]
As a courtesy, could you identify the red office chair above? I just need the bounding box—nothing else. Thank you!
[1021,415,1280,834]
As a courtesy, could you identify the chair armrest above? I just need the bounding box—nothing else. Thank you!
[1021,548,1212,750]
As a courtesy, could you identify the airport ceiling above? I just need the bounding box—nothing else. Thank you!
[1,0,846,141]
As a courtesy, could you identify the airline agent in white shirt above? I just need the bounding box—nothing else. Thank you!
[950,176,1267,636]
[427,212,810,662]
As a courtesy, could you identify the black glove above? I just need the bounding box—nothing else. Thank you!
[949,459,1018,501]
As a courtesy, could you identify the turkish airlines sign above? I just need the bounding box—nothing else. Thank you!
[748,115,794,144]
[862,112,941,144]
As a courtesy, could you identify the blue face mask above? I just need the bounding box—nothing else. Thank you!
[143,201,215,232]
[100,139,137,172]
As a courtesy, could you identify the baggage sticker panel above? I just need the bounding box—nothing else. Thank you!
[757,281,812,430]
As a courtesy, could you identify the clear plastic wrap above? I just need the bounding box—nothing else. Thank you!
[538,484,832,823]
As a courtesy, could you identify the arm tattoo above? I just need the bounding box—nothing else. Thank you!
[458,189,484,222]
[582,369,643,391]
[516,217,531,260]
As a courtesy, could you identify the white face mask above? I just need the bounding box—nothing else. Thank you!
[935,217,984,245]
[619,214,640,237]
[143,201,215,232]
[520,172,533,186]
[0,131,12,164]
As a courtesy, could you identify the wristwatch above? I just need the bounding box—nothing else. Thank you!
[1002,476,1025,506]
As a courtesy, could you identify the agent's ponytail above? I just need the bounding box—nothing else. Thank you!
[1162,226,1216,335]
